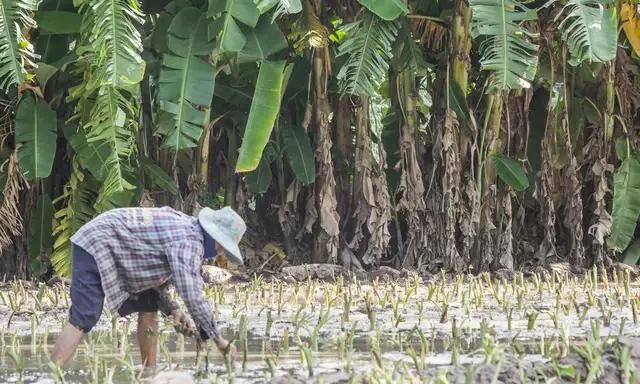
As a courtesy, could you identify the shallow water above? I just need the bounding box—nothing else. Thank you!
[0,330,550,383]
[1,271,639,383]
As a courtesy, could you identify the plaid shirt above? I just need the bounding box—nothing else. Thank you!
[71,206,219,340]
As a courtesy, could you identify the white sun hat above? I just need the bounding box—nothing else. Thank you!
[197,206,246,265]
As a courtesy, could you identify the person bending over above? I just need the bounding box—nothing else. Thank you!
[50,206,246,370]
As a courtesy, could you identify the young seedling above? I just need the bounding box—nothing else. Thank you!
[364,293,376,331]
[7,349,24,384]
[370,330,383,369]
[298,341,314,377]
[239,313,248,370]
[277,282,285,315]
[48,360,67,384]
[345,323,356,372]
[311,305,330,351]
[416,300,425,326]
[264,354,279,379]
[527,310,539,330]
[265,309,273,340]
[439,297,449,324]
[618,317,626,338]
[406,346,423,372]
[281,327,289,353]
[505,304,514,331]
[617,344,634,384]
[392,297,404,328]
[342,287,352,323]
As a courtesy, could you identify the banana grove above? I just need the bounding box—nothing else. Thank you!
[0,0,639,278]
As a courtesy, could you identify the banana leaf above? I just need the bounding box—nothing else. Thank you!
[357,0,408,20]
[489,153,529,192]
[15,96,58,180]
[236,60,286,172]
[609,153,640,252]
[282,124,315,185]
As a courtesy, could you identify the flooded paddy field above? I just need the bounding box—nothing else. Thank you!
[0,266,639,383]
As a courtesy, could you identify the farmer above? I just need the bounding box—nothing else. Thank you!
[50,206,246,369]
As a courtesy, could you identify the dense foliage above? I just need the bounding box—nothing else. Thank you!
[0,0,638,277]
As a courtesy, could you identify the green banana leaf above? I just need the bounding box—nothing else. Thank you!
[0,0,37,92]
[237,15,288,63]
[79,0,145,90]
[357,0,408,20]
[158,7,215,150]
[622,239,640,265]
[141,158,179,195]
[51,163,98,277]
[236,60,286,172]
[84,88,136,197]
[489,153,529,192]
[336,12,399,96]
[608,153,640,252]
[15,96,58,180]
[282,124,315,185]
[34,0,76,64]
[448,81,474,132]
[208,0,260,53]
[35,11,81,34]
[556,0,617,65]
[470,0,539,90]
[615,137,629,162]
[65,125,110,182]
[256,0,302,20]
[34,62,58,91]
[245,156,272,193]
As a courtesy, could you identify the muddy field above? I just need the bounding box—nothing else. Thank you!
[0,265,639,383]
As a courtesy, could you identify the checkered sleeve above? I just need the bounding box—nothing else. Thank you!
[166,241,219,341]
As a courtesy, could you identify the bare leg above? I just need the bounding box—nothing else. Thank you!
[137,311,158,368]
[51,324,85,367]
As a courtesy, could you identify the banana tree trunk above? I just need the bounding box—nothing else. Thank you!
[311,52,340,264]
[590,62,616,267]
[483,92,503,185]
[395,70,428,268]
[439,0,471,271]
[198,118,211,187]
[451,1,471,95]
[333,98,352,223]
[347,96,392,266]
[561,49,585,267]
[475,91,505,271]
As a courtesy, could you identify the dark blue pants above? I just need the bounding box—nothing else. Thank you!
[69,244,160,332]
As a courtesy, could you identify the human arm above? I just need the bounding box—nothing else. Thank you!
[165,242,233,356]
[153,284,195,335]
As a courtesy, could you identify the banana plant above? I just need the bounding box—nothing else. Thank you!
[0,0,37,91]
[0,0,635,276]
[470,0,539,90]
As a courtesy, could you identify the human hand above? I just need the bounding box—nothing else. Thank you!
[171,309,195,336]
[213,336,237,362]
